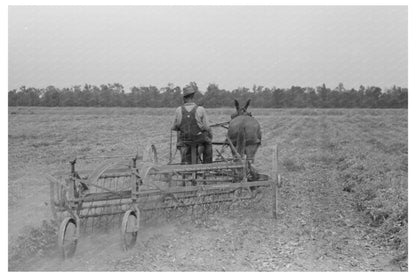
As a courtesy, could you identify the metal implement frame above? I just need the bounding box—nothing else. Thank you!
[48,140,280,259]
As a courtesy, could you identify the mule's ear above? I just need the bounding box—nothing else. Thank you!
[244,99,251,110]
[234,99,239,110]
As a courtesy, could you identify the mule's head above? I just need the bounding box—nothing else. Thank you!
[231,99,252,119]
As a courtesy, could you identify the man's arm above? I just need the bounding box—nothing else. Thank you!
[196,106,212,134]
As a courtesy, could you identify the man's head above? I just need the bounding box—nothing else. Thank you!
[183,86,196,102]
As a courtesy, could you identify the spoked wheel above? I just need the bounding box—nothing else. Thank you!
[121,209,140,251]
[58,217,78,259]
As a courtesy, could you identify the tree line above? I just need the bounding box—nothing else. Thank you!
[8,82,408,108]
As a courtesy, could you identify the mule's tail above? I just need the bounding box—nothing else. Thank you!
[236,124,246,159]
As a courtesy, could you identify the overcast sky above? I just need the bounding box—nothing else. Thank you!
[8,6,407,91]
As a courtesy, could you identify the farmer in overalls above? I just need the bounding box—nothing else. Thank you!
[171,86,213,164]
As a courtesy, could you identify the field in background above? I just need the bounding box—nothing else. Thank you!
[8,107,408,271]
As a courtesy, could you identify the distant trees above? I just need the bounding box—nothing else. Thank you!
[8,82,408,108]
[8,86,41,106]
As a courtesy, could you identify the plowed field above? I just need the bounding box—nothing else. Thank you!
[8,107,407,271]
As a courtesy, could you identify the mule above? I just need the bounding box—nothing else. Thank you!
[227,99,262,163]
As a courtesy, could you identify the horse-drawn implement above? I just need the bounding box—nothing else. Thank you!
[47,102,281,259]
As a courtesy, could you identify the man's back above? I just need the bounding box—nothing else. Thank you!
[172,102,210,133]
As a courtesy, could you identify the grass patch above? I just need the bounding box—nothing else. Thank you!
[367,139,407,155]
[9,220,58,270]
[309,154,336,165]
[288,109,320,116]
[8,134,39,140]
[31,141,51,148]
[335,148,408,269]
[324,109,345,116]
[282,158,305,172]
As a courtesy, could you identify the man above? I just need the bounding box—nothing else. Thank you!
[172,86,213,164]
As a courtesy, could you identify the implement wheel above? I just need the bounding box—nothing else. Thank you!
[121,209,140,251]
[58,217,78,259]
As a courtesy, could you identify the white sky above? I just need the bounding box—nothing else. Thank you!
[8,6,408,91]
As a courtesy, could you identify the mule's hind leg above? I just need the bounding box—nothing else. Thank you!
[246,144,260,182]
[245,144,260,163]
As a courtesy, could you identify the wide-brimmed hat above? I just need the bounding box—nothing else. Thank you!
[183,86,196,97]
